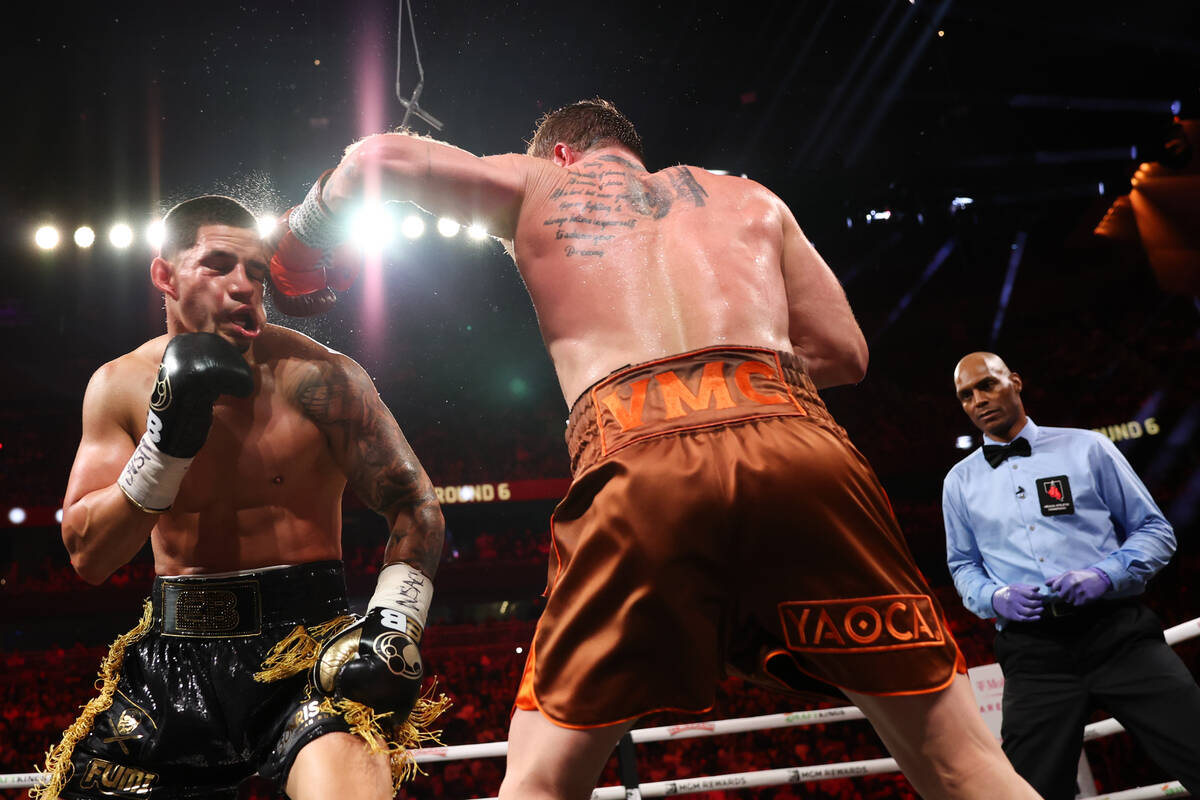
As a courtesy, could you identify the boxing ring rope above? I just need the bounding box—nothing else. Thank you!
[3,616,1197,796]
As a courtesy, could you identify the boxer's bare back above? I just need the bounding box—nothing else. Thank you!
[329,141,866,405]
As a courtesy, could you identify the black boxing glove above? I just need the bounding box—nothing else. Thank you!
[313,563,432,719]
[118,333,254,512]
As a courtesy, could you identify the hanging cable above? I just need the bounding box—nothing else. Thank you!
[395,0,444,131]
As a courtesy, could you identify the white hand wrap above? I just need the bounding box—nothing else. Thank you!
[369,562,434,633]
[118,431,193,512]
[289,172,344,249]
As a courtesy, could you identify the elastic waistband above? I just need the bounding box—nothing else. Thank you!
[565,346,831,475]
[152,560,348,638]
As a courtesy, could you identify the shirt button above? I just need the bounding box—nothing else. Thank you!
[1029,525,1035,530]
[1011,464,1018,470]
[1039,557,1045,562]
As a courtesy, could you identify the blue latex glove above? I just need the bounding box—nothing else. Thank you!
[1046,568,1112,606]
[991,583,1046,621]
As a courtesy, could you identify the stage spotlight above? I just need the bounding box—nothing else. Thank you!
[35,225,60,250]
[467,224,488,240]
[955,435,975,450]
[401,214,426,240]
[459,485,475,502]
[74,226,96,248]
[55,508,64,524]
[110,223,134,249]
[349,205,397,252]
[515,646,524,654]
[8,507,26,525]
[146,220,165,249]
[437,217,461,237]
[257,215,277,238]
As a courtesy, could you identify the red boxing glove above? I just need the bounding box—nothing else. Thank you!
[267,209,338,317]
[266,169,360,317]
[267,213,362,318]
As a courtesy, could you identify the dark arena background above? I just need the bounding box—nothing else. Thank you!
[2,1,1198,798]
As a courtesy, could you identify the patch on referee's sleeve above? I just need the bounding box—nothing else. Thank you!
[778,595,945,653]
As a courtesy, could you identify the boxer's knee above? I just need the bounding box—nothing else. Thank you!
[286,731,392,800]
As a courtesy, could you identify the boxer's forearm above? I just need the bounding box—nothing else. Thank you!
[322,134,445,214]
[382,499,445,579]
[62,485,157,584]
[793,338,868,389]
[319,133,523,239]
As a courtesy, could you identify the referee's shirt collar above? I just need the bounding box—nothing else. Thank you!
[982,417,1038,447]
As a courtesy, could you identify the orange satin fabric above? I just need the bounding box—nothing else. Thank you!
[516,347,963,728]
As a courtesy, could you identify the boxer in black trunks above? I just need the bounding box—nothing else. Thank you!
[41,196,445,799]
[269,101,1039,799]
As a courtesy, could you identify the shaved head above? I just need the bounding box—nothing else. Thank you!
[953,351,1028,442]
[954,352,1011,385]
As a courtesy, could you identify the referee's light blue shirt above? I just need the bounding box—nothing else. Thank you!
[943,418,1175,622]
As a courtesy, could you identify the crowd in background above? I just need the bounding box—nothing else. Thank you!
[2,546,1197,799]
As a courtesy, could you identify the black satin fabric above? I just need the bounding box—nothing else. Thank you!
[60,561,351,799]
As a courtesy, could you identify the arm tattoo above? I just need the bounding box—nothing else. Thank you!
[293,360,444,576]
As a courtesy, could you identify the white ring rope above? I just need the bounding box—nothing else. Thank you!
[3,616,1197,794]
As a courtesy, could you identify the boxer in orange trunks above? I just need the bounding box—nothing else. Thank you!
[270,99,1040,799]
[516,345,963,730]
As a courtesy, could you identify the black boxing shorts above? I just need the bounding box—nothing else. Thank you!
[515,346,965,728]
[46,561,352,799]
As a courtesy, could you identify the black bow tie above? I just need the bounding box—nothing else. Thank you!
[983,437,1031,468]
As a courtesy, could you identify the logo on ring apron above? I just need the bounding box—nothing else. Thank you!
[778,595,945,653]
[1036,475,1074,516]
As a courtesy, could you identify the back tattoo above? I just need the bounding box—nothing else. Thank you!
[542,155,710,259]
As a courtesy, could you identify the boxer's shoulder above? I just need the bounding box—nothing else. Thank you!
[77,340,163,438]
[255,325,373,410]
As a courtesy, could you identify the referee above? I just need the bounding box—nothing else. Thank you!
[942,351,1200,799]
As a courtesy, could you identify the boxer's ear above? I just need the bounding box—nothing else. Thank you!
[151,257,178,299]
[553,143,576,167]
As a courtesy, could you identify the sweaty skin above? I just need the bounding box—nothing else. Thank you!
[62,224,442,582]
[312,132,1035,800]
[322,139,868,405]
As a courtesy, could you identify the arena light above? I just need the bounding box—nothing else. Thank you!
[955,435,975,450]
[401,214,426,240]
[35,225,60,250]
[515,646,524,654]
[349,205,397,252]
[466,224,488,240]
[436,217,461,237]
[146,220,165,249]
[8,507,26,525]
[257,215,277,238]
[109,223,134,249]
[55,508,64,524]
[74,226,96,248]
[459,485,475,502]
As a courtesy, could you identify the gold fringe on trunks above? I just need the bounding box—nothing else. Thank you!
[255,615,451,790]
[252,614,357,683]
[31,600,154,800]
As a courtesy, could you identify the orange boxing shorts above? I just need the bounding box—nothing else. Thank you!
[515,345,964,728]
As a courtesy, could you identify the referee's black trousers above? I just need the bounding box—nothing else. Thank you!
[995,602,1200,800]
